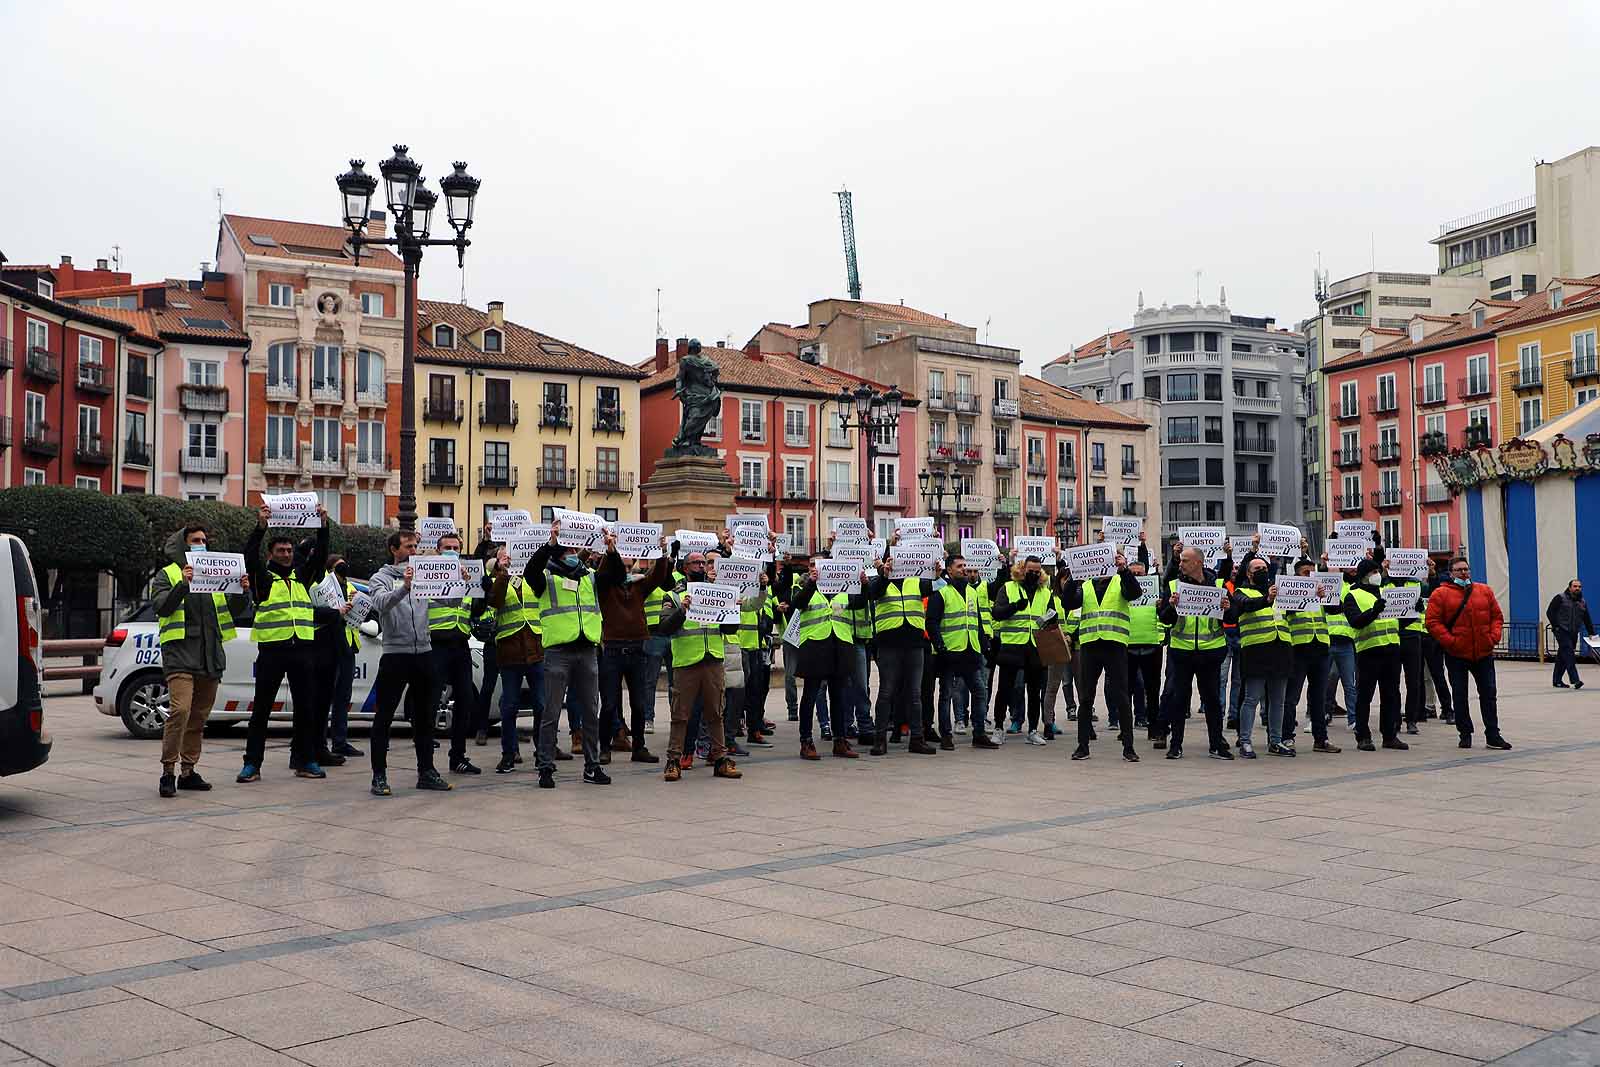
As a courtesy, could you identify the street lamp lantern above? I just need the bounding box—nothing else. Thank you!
[931,469,946,494]
[336,159,377,231]
[378,145,421,216]
[883,385,902,424]
[409,182,437,241]
[439,161,481,233]
[853,382,873,423]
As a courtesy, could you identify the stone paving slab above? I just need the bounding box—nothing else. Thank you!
[1,665,1598,1064]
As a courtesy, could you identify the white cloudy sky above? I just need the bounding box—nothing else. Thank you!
[3,1,1596,372]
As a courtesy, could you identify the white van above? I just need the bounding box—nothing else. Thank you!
[0,533,50,775]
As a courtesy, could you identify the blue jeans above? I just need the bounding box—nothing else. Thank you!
[600,641,653,749]
[642,636,667,723]
[1219,629,1243,719]
[1328,639,1358,726]
[1240,674,1288,747]
[498,662,545,757]
[944,662,988,735]
[848,644,873,735]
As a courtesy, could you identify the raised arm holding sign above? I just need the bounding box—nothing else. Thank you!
[1015,535,1057,565]
[1274,576,1319,612]
[831,516,870,543]
[410,555,469,600]
[185,551,247,594]
[262,491,320,528]
[1384,549,1428,580]
[1177,526,1225,554]
[418,517,458,551]
[816,559,862,594]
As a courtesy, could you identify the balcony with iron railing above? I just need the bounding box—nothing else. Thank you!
[951,394,980,415]
[1166,427,1200,445]
[993,495,1021,518]
[1026,500,1050,519]
[993,451,1019,470]
[1372,488,1403,510]
[74,433,109,465]
[1371,441,1402,465]
[1331,447,1363,469]
[480,400,519,429]
[123,437,151,468]
[0,417,14,448]
[260,449,299,475]
[1463,424,1492,449]
[1333,493,1364,514]
[1026,459,1049,477]
[926,391,952,411]
[1237,479,1277,496]
[355,386,387,408]
[1090,459,1107,477]
[1122,460,1140,476]
[478,464,518,490]
[822,481,859,503]
[951,444,983,465]
[1508,366,1543,393]
[1235,435,1276,454]
[954,494,987,515]
[1414,384,1449,408]
[1368,393,1400,415]
[1457,375,1493,400]
[424,396,464,423]
[1334,404,1362,423]
[992,397,1019,420]
[779,480,816,502]
[350,450,388,477]
[736,478,774,500]
[0,338,11,373]
[1421,483,1452,503]
[536,466,576,491]
[178,383,228,413]
[178,449,227,476]
[25,348,59,382]
[1058,465,1077,482]
[307,449,344,476]
[1426,531,1454,553]
[310,378,343,404]
[424,462,463,487]
[927,439,953,463]
[1121,500,1147,516]
[265,378,298,403]
[783,429,809,448]
[76,362,113,395]
[1419,431,1449,456]
[22,423,60,457]
[126,368,154,400]
[540,402,572,430]
[587,469,635,495]
[1087,499,1115,517]
[594,407,626,433]
[826,428,850,449]
[1568,357,1600,385]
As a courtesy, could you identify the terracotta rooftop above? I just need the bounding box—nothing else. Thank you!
[58,281,246,344]
[758,322,822,343]
[1045,330,1133,367]
[1019,374,1147,430]
[416,300,645,379]
[222,214,404,271]
[641,346,909,400]
[1484,275,1600,331]
[818,299,970,331]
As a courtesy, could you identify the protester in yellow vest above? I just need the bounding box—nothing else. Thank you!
[1381,556,1428,736]
[524,519,609,788]
[990,550,1054,746]
[426,531,482,778]
[789,557,866,760]
[1283,555,1340,755]
[488,546,545,774]
[927,553,999,750]
[865,532,937,756]
[1124,537,1161,737]
[1066,545,1143,762]
[1155,542,1230,760]
[1343,557,1405,751]
[151,523,252,798]
[655,546,744,782]
[1229,554,1294,759]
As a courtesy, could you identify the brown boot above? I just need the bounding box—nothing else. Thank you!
[833,738,859,759]
[663,762,681,782]
[908,739,938,755]
[800,741,820,761]
[570,731,583,756]
[613,729,631,752]
[714,757,742,779]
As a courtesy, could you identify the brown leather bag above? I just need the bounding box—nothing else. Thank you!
[1036,623,1070,666]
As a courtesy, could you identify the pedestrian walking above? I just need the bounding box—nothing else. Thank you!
[1547,578,1595,689]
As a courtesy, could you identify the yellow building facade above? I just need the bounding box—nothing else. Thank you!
[1492,280,1600,441]
[415,300,645,531]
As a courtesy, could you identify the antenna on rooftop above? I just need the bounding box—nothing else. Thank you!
[214,188,224,220]
[984,317,992,344]
[656,288,663,337]
[111,245,122,271]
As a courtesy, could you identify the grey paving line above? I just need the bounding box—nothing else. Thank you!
[1488,1012,1600,1064]
[2,736,1596,1006]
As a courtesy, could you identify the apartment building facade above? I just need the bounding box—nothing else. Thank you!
[1044,297,1308,547]
[215,213,404,525]
[415,300,645,529]
[639,338,917,552]
[1490,277,1600,444]
[751,299,1019,540]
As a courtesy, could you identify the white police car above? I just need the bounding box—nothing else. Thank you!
[92,601,502,740]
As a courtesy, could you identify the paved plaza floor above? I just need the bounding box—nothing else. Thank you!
[3,661,1600,1065]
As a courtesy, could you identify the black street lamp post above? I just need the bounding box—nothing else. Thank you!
[917,468,963,540]
[1054,511,1081,550]
[835,382,901,535]
[337,147,480,531]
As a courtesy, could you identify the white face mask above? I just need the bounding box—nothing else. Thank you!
[189,543,207,553]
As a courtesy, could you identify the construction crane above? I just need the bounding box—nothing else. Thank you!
[836,186,861,301]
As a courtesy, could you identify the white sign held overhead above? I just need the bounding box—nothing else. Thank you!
[832,542,872,568]
[961,538,1001,579]
[184,552,246,594]
[1101,516,1141,544]
[773,531,796,556]
[816,559,861,594]
[410,555,468,600]
[552,509,604,548]
[1324,539,1366,569]
[890,544,939,579]
[488,509,532,541]
[613,523,664,559]
[1312,572,1345,604]
[726,514,769,535]
[1065,542,1117,579]
[685,582,740,624]
[1172,583,1225,618]
[1384,549,1429,580]
[263,492,320,528]
[895,516,935,538]
[1335,519,1376,542]
[1257,523,1301,558]
[505,535,542,573]
[1015,535,1057,565]
[1131,575,1159,607]
[418,517,458,550]
[1274,576,1320,613]
[732,528,773,562]
[675,530,719,555]
[1379,585,1422,619]
[830,516,870,543]
[1177,526,1226,554]
[713,558,762,599]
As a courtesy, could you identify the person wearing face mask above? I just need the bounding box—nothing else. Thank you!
[307,552,361,768]
[524,520,609,788]
[1547,578,1595,690]
[1419,557,1452,721]
[1282,556,1339,755]
[789,555,865,760]
[1156,543,1230,760]
[1427,557,1510,749]
[655,548,743,780]
[426,532,481,777]
[928,554,998,750]
[1229,555,1293,758]
[239,503,329,784]
[367,529,451,795]
[990,552,1053,745]
[1064,546,1143,762]
[151,523,253,798]
[866,532,937,756]
[1343,557,1404,751]
[1124,537,1160,737]
[595,529,673,765]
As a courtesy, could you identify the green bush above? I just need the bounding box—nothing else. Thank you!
[330,525,390,579]
[0,487,146,581]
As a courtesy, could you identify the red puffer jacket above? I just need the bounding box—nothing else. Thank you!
[1426,581,1503,661]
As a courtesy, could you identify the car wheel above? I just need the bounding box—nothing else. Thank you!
[119,672,170,740]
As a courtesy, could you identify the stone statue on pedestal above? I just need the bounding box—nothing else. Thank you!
[668,339,722,457]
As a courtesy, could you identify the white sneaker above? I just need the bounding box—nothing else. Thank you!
[993,729,1005,744]
[1025,730,1046,746]
[954,722,969,735]
[644,721,655,734]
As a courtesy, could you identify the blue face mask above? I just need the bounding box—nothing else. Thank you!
[1455,577,1471,587]
[440,550,459,559]
[563,554,581,570]
[190,543,207,553]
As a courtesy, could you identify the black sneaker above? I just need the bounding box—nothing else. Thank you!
[1381,737,1410,750]
[332,743,363,758]
[1071,745,1090,760]
[416,769,453,791]
[1268,743,1296,757]
[1209,747,1234,760]
[631,748,662,763]
[495,755,516,773]
[972,734,1000,750]
[1166,746,1183,760]
[177,771,212,791]
[538,768,556,788]
[371,774,392,797]
[318,750,347,767]
[159,773,177,798]
[1226,716,1239,731]
[1122,748,1140,763]
[451,759,482,775]
[1356,739,1377,751]
[1486,736,1513,750]
[1458,736,1472,749]
[583,765,612,786]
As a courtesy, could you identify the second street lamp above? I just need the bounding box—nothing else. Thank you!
[338,146,480,531]
[837,383,902,534]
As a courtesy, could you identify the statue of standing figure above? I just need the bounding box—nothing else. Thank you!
[669,339,723,456]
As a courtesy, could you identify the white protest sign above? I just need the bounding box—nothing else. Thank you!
[346,591,374,627]
[410,555,467,600]
[773,531,796,557]
[816,559,861,594]
[890,543,939,579]
[1132,575,1160,607]
[1065,542,1117,579]
[1324,539,1366,569]
[461,558,485,599]
[726,513,769,535]
[732,527,773,562]
[185,551,246,594]
[1312,572,1345,605]
[1015,535,1057,565]
[505,535,542,573]
[1101,515,1141,544]
[1384,549,1428,580]
[895,516,935,538]
[830,516,870,543]
[313,572,346,609]
[686,582,740,624]
[869,538,887,561]
[1335,519,1376,542]
[1173,583,1225,618]
[552,508,604,549]
[782,608,804,647]
[675,530,719,555]
[1231,539,1253,562]
[1379,585,1422,619]
[1275,576,1320,613]
[713,558,762,599]
[488,509,532,541]
[1257,522,1301,558]
[1178,526,1226,554]
[418,517,458,551]
[961,538,1001,579]
[832,542,872,568]
[614,522,663,559]
[263,491,320,528]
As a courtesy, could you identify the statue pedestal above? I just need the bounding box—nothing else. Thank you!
[641,455,737,534]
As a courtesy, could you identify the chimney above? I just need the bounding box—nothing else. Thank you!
[487,300,504,326]
[675,336,689,360]
[145,287,167,309]
[59,254,72,267]
[654,337,670,372]
[367,210,387,237]
[744,339,762,360]
[95,258,109,270]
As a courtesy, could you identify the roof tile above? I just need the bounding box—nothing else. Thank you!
[1019,374,1147,429]
[223,214,404,271]
[416,300,644,378]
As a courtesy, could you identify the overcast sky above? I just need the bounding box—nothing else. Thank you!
[4,2,1596,374]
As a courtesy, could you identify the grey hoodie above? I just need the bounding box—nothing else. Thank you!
[149,528,255,679]
[368,561,432,654]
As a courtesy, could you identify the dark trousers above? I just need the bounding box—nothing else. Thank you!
[1447,655,1501,740]
[1354,645,1402,743]
[1285,644,1332,743]
[1078,640,1132,749]
[1159,647,1225,752]
[306,645,336,757]
[600,640,653,750]
[498,663,543,757]
[1422,635,1451,715]
[744,648,771,736]
[1554,629,1584,686]
[431,642,475,765]
[995,660,1045,731]
[323,645,357,748]
[1399,632,1424,726]
[371,651,437,776]
[245,640,316,768]
[873,644,924,742]
[921,648,939,736]
[800,673,845,744]
[1128,647,1162,727]
[475,640,498,733]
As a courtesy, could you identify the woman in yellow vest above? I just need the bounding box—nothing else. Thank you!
[1283,555,1340,755]
[1343,557,1405,751]
[1065,547,1143,762]
[790,557,865,760]
[990,552,1054,745]
[1228,554,1293,759]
